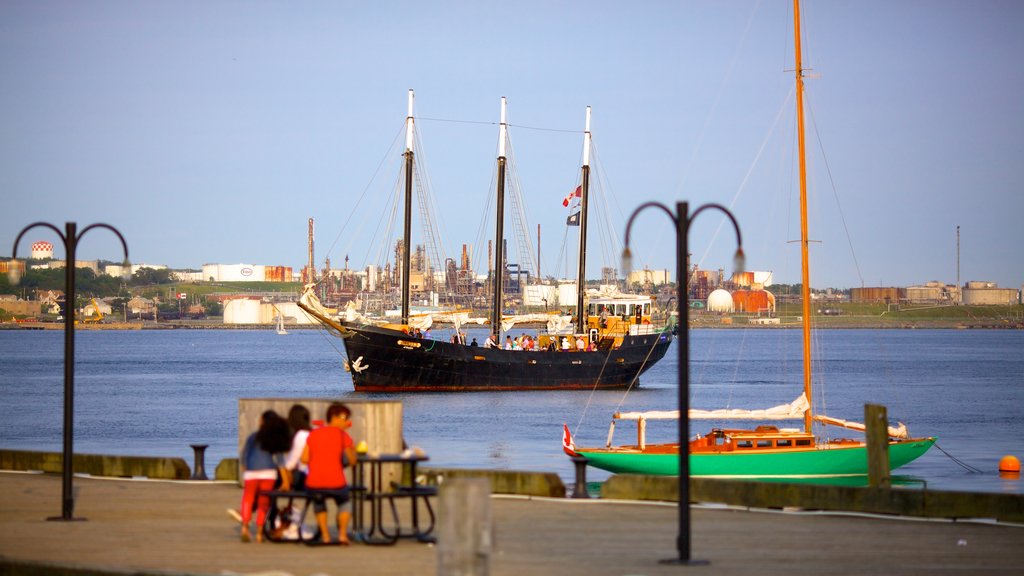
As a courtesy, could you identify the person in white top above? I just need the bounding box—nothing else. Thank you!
[282,404,312,490]
[483,334,499,349]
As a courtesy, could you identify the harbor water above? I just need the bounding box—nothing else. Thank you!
[1,328,1021,494]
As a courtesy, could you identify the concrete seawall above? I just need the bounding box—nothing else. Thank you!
[3,449,1022,522]
[421,466,566,498]
[0,449,190,480]
[603,474,1024,523]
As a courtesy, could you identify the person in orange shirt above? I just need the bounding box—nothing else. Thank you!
[302,403,358,545]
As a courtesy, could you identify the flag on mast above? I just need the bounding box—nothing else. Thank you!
[562,185,582,207]
[566,212,581,226]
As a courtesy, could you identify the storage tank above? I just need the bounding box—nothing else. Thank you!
[273,301,318,325]
[223,298,262,324]
[850,287,904,302]
[732,289,776,313]
[31,241,54,259]
[706,289,734,312]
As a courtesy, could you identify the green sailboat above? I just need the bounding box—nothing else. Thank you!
[564,0,935,478]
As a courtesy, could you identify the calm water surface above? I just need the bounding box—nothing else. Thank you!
[1,328,1021,494]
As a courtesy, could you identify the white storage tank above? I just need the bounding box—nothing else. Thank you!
[273,301,318,325]
[223,298,262,324]
[706,289,734,312]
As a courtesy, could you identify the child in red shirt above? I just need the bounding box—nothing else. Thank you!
[302,402,357,545]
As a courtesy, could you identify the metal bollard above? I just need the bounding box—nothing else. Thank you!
[190,444,209,480]
[570,456,591,498]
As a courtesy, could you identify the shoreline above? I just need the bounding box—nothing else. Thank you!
[3,318,1023,330]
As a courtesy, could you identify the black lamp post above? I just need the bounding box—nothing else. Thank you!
[10,222,129,521]
[623,201,743,566]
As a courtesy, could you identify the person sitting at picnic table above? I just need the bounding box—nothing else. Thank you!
[302,402,358,545]
[282,404,312,491]
[239,410,291,543]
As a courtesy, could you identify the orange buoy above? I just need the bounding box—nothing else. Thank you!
[999,455,1020,473]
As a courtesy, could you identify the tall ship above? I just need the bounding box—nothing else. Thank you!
[299,92,673,392]
[564,0,935,476]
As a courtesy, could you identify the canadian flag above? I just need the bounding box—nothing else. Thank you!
[562,423,578,456]
[562,185,582,207]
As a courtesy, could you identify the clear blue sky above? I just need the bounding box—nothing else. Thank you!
[2,1,1021,290]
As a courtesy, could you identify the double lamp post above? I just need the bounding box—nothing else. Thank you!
[622,201,743,566]
[10,221,129,521]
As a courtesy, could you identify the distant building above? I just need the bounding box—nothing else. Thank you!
[962,281,1018,305]
[729,271,774,288]
[201,263,294,282]
[627,268,670,287]
[103,263,168,277]
[30,241,54,259]
[0,297,42,317]
[32,260,100,274]
[706,289,734,312]
[126,297,156,318]
[173,270,205,282]
[906,281,958,304]
[222,298,317,325]
[731,289,776,313]
[850,287,905,303]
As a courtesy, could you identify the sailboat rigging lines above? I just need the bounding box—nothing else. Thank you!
[563,0,934,477]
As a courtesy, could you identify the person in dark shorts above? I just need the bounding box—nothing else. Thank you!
[302,402,358,545]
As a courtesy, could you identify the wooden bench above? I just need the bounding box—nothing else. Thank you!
[262,487,361,544]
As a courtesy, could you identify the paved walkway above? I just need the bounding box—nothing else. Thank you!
[1,471,1021,575]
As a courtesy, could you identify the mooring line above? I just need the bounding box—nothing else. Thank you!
[934,443,985,474]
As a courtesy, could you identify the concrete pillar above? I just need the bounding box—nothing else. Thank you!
[437,477,492,576]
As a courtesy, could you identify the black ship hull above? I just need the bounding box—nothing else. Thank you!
[340,324,673,392]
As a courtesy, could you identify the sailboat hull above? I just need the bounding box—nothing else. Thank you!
[341,324,672,391]
[577,438,936,478]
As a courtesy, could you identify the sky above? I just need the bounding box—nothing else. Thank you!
[2,0,1022,290]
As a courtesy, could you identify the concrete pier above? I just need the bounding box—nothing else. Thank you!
[1,471,1021,576]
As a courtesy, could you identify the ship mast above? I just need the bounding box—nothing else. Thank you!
[793,0,813,433]
[491,97,508,339]
[575,106,592,334]
[401,89,414,326]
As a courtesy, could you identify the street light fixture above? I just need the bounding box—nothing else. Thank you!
[10,221,129,521]
[623,201,743,566]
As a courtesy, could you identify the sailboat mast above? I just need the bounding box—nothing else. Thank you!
[575,106,592,334]
[401,89,415,326]
[793,0,813,433]
[491,97,508,338]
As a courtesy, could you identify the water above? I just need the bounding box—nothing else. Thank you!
[1,328,1021,494]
